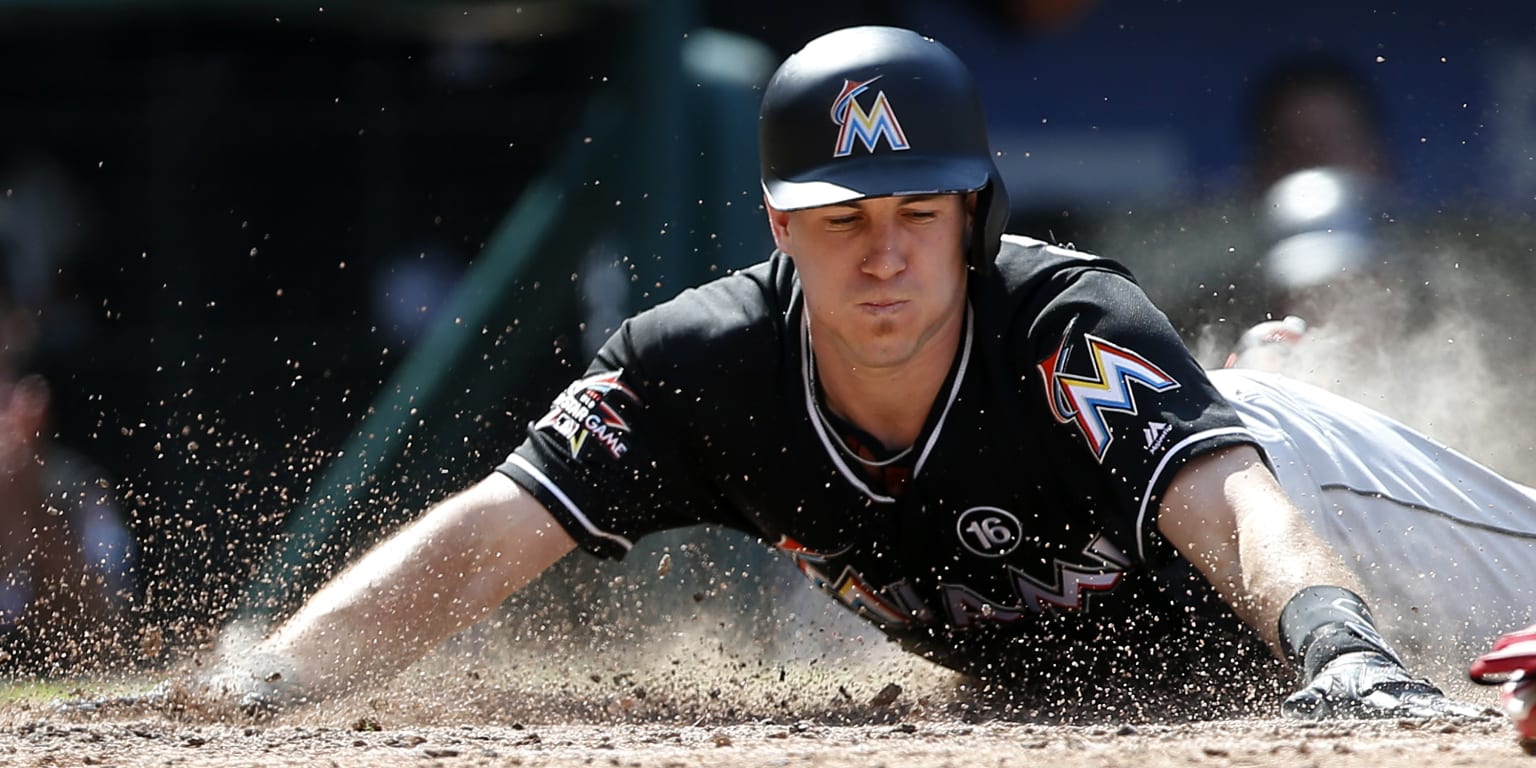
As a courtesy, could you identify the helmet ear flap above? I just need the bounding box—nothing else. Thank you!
[968,177,1011,270]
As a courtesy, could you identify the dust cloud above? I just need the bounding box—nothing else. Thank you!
[1203,233,1536,483]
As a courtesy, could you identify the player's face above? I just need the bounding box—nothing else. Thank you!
[768,193,974,372]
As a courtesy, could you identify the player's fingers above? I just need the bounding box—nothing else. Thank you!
[1356,685,1493,719]
[1280,686,1329,719]
[239,690,282,719]
[1394,693,1493,719]
[52,681,171,715]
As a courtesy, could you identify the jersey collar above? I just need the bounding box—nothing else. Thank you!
[797,302,974,504]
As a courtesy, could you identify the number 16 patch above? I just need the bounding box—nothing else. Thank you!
[956,506,1023,558]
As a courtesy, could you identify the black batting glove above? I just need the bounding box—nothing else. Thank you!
[1278,586,1491,721]
[1283,649,1488,720]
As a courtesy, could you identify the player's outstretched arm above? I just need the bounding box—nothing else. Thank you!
[214,472,577,708]
[1157,444,1357,653]
[1158,444,1484,719]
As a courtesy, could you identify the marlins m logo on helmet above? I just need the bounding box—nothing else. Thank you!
[830,76,910,157]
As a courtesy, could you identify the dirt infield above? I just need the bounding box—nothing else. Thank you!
[9,628,1527,768]
[8,534,1530,767]
[0,716,1525,768]
[8,673,1528,768]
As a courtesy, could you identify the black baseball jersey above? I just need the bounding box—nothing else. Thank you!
[499,235,1267,684]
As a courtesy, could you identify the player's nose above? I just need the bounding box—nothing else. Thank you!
[861,220,907,280]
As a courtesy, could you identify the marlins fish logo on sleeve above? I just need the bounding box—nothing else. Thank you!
[535,370,641,460]
[1038,333,1180,462]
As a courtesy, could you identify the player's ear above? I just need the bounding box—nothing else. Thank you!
[764,196,793,253]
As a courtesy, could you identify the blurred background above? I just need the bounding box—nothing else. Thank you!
[0,0,1532,673]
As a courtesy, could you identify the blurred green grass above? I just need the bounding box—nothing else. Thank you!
[0,676,154,705]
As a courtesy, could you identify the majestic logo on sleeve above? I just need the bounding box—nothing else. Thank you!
[830,76,911,157]
[535,370,640,460]
[1039,333,1181,462]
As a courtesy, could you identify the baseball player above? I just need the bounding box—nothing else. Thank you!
[150,26,1534,721]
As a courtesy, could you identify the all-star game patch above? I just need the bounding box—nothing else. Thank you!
[534,370,641,461]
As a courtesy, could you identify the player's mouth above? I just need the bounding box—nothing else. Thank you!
[858,298,908,315]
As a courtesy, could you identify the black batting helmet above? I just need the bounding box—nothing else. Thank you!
[758,26,1010,268]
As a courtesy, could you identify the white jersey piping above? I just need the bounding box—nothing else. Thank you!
[1133,425,1255,564]
[507,453,634,552]
[799,304,973,504]
[913,305,972,476]
[800,311,894,503]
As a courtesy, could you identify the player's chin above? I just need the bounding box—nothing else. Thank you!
[851,340,921,370]
[863,318,908,342]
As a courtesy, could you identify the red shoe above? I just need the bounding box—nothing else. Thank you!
[1223,315,1307,371]
[1472,624,1536,752]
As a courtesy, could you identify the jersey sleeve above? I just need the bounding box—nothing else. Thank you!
[497,305,738,560]
[1022,264,1263,566]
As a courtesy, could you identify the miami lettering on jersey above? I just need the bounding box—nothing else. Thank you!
[777,531,1130,629]
[830,76,910,157]
[1039,332,1181,462]
[534,370,640,460]
[944,535,1130,627]
[775,534,926,625]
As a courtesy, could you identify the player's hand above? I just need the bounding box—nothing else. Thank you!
[1283,650,1488,720]
[55,655,302,719]
[199,663,300,717]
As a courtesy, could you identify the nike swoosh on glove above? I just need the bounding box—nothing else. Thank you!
[1283,650,1491,720]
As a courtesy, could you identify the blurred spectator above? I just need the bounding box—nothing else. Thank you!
[990,0,1101,34]
[1094,51,1409,363]
[1242,54,1410,325]
[1255,165,1386,323]
[1246,53,1391,194]
[0,152,96,356]
[369,246,465,350]
[0,157,136,676]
